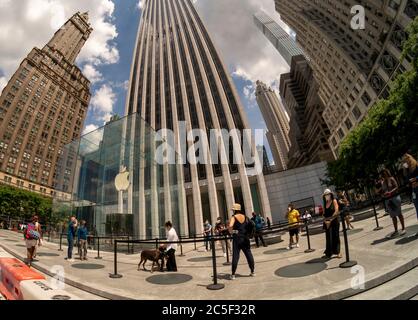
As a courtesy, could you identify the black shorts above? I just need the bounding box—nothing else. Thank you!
[289,228,299,237]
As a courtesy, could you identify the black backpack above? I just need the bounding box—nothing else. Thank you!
[246,217,256,239]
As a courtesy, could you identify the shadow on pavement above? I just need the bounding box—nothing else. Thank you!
[146,273,192,285]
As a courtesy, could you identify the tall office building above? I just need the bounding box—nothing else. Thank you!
[280,56,334,168]
[125,0,271,236]
[254,11,307,65]
[275,0,417,156]
[0,12,92,197]
[254,11,332,169]
[255,81,290,171]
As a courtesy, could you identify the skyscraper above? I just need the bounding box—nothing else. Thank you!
[254,11,307,66]
[280,56,334,168]
[275,0,417,156]
[255,81,290,171]
[125,0,271,236]
[0,12,92,197]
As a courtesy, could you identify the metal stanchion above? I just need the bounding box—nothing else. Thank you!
[127,236,130,254]
[58,233,63,251]
[194,234,197,251]
[95,236,102,260]
[179,235,185,257]
[304,219,315,253]
[371,193,383,231]
[223,234,231,266]
[109,240,123,278]
[47,226,51,243]
[207,235,224,290]
[339,211,357,268]
[155,238,159,249]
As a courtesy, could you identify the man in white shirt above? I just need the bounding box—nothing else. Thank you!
[165,221,178,272]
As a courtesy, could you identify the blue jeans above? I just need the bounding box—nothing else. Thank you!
[67,237,74,259]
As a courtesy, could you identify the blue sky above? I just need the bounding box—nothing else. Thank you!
[0,0,291,163]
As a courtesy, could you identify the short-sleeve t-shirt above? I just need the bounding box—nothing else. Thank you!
[288,209,300,226]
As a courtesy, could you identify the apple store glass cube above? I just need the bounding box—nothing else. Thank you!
[53,113,185,238]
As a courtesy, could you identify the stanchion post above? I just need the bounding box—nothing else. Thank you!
[207,234,224,290]
[304,219,315,253]
[127,236,130,254]
[371,192,383,231]
[58,233,63,251]
[109,240,123,278]
[179,235,185,257]
[194,234,197,251]
[155,238,158,249]
[223,234,231,266]
[95,236,102,260]
[339,210,357,268]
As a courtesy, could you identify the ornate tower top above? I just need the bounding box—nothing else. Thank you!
[44,11,93,64]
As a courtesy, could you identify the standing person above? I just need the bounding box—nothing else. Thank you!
[251,212,267,248]
[403,154,418,226]
[165,221,178,272]
[321,189,342,259]
[203,220,212,252]
[228,203,255,280]
[214,217,231,257]
[337,191,354,230]
[24,215,41,266]
[266,217,271,230]
[77,220,88,261]
[286,204,301,250]
[376,169,406,238]
[32,216,42,260]
[66,215,77,262]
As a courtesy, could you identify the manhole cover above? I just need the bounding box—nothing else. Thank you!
[146,273,192,285]
[52,295,72,300]
[275,262,327,278]
[71,263,105,270]
[37,252,60,257]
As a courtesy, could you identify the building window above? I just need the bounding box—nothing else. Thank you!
[345,118,353,130]
[338,128,345,139]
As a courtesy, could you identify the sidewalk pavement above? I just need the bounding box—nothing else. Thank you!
[0,204,417,300]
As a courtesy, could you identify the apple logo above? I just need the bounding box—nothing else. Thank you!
[115,166,130,192]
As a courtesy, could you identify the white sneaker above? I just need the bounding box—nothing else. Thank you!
[400,230,406,236]
[296,243,300,248]
[67,258,75,262]
[286,246,291,250]
[230,275,235,280]
[250,272,256,277]
[223,253,227,258]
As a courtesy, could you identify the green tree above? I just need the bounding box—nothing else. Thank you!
[326,17,418,187]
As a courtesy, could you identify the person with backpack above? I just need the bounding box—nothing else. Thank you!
[24,215,41,266]
[251,212,267,248]
[77,220,88,261]
[228,203,255,280]
[214,217,231,257]
[66,215,78,262]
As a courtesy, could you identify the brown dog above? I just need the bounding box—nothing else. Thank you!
[137,247,166,272]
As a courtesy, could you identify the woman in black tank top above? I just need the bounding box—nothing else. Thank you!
[322,189,342,259]
[228,204,255,280]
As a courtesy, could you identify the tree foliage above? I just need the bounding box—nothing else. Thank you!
[0,184,52,223]
[326,17,418,189]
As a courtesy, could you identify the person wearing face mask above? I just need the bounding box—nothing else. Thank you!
[376,169,406,238]
[215,217,231,257]
[403,154,418,227]
[286,204,301,250]
[321,189,342,259]
[165,221,178,272]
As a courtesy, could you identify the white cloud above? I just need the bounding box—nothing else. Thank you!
[0,76,7,93]
[82,64,103,84]
[91,84,116,122]
[0,0,119,80]
[82,124,99,136]
[195,0,290,93]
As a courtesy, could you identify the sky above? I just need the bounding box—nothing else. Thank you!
[0,0,292,162]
